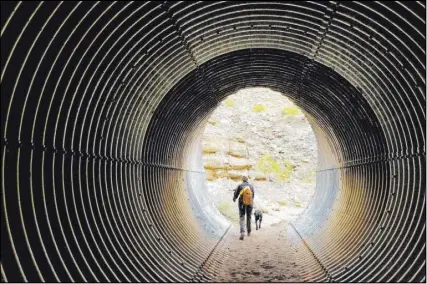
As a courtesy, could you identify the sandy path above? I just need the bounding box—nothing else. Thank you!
[212,221,307,282]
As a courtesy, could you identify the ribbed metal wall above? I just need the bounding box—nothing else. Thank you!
[1,1,425,282]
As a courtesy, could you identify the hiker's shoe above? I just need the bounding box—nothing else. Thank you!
[247,232,251,236]
[239,234,244,240]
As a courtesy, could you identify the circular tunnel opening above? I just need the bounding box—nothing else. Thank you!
[1,1,425,283]
[202,87,317,226]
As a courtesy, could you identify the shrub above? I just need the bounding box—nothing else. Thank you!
[253,104,266,112]
[293,200,302,208]
[301,168,316,184]
[256,154,293,181]
[224,98,236,107]
[284,160,296,171]
[281,105,301,115]
[216,200,239,223]
[208,119,219,125]
[278,200,287,206]
[256,154,280,174]
[279,170,291,180]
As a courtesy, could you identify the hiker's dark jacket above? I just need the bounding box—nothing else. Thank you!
[233,182,255,206]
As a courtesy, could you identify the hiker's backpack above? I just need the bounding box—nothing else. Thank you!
[240,186,253,206]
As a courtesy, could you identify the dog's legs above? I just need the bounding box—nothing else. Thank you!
[259,218,262,229]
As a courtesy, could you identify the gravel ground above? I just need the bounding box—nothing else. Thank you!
[213,221,305,283]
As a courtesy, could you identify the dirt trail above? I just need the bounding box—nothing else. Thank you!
[212,221,308,282]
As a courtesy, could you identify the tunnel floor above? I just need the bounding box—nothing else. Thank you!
[203,221,324,282]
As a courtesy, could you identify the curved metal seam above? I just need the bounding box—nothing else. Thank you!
[289,223,330,281]
[161,1,199,67]
[317,153,426,172]
[190,224,232,282]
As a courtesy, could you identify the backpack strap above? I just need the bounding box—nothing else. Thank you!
[239,186,249,196]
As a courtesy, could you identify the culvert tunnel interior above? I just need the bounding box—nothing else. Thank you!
[1,1,425,283]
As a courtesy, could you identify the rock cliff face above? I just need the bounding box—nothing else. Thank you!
[202,88,317,224]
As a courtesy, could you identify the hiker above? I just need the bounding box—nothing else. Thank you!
[233,174,255,240]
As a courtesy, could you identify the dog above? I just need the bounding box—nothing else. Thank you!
[254,209,263,230]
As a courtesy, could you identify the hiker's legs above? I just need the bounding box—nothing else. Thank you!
[239,205,246,234]
[246,206,252,234]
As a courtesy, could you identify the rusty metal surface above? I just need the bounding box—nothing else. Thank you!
[1,1,425,282]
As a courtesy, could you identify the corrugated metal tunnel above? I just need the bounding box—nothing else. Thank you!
[1,1,425,282]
